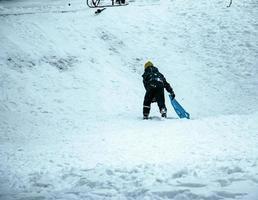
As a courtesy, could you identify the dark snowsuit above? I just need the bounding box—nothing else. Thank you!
[142,66,174,118]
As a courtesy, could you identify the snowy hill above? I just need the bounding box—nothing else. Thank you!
[1,0,258,199]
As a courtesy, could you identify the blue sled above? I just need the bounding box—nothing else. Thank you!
[169,95,190,119]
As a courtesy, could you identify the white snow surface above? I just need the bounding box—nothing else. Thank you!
[1,0,258,199]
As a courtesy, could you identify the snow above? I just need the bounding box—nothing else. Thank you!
[1,0,258,199]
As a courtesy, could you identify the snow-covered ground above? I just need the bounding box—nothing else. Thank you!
[1,0,258,199]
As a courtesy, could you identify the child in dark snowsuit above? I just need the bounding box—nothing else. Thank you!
[142,61,175,119]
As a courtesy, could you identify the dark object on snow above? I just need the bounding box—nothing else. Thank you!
[169,95,190,119]
[115,0,126,4]
[227,0,232,7]
[87,0,128,8]
[142,61,175,119]
[95,8,106,14]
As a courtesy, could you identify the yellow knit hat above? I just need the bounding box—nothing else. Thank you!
[144,61,154,69]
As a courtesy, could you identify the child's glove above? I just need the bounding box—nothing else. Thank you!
[170,92,175,100]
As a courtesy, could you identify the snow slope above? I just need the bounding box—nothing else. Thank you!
[0,0,258,199]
